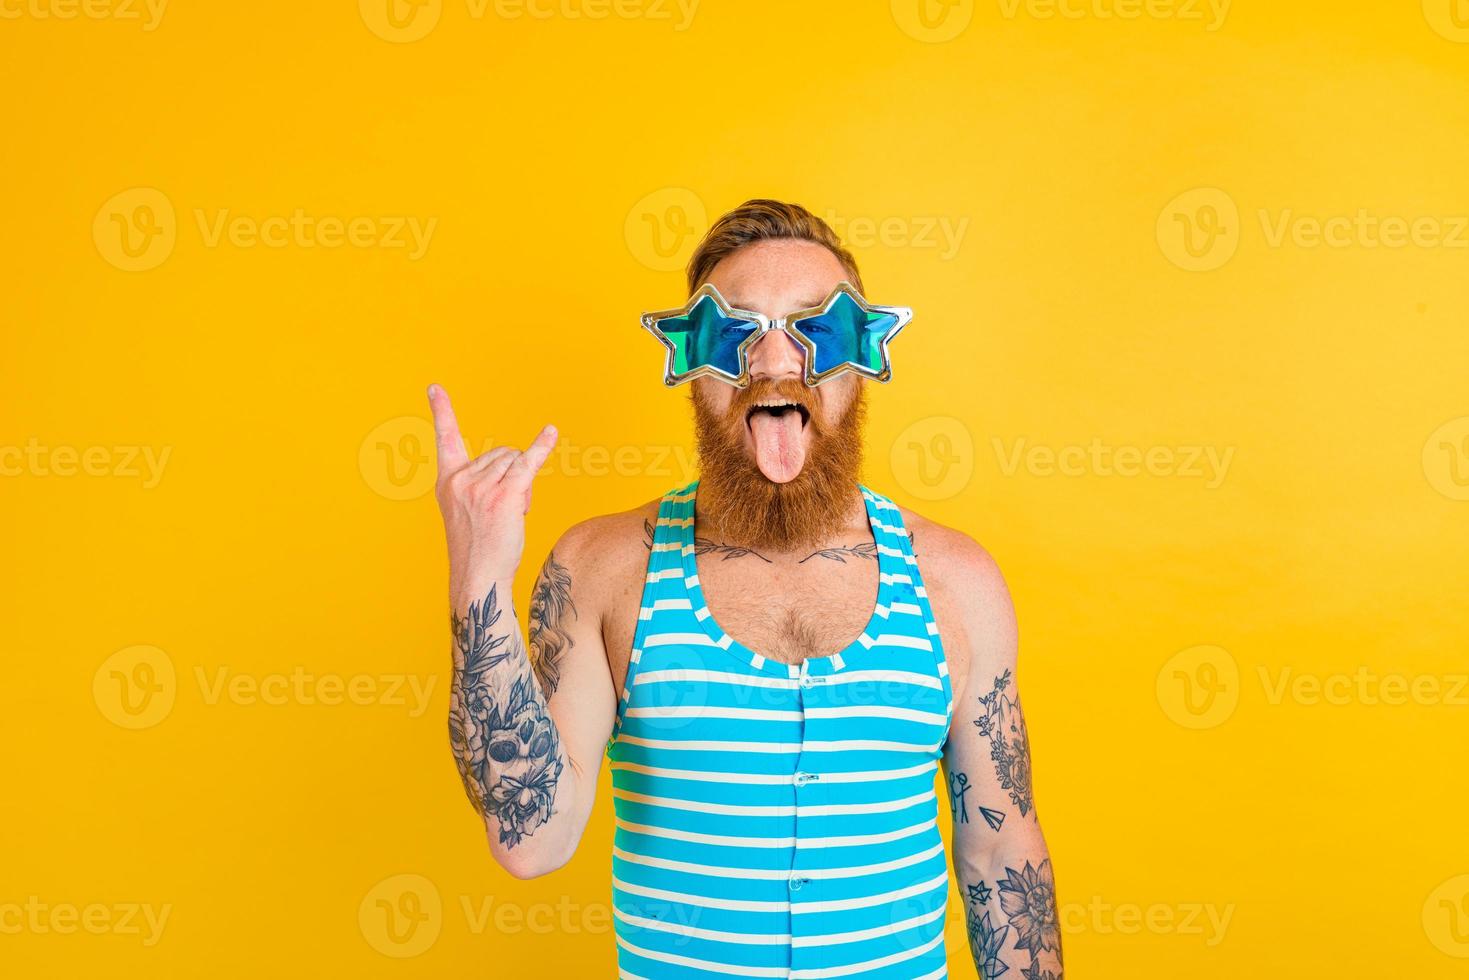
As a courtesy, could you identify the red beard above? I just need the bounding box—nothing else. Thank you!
[692,377,867,552]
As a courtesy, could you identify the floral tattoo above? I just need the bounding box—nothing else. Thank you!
[975,669,1036,818]
[448,584,565,847]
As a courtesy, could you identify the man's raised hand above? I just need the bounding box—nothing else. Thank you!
[427,383,558,595]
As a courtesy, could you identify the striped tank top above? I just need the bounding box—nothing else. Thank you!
[607,480,955,979]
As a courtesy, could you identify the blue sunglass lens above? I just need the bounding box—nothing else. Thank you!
[792,293,898,376]
[663,295,760,379]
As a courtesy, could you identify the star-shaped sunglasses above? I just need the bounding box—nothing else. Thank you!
[640,282,912,388]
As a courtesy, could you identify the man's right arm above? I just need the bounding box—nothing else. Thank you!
[447,527,615,878]
[429,385,616,879]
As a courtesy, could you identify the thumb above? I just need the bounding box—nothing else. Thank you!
[503,424,558,490]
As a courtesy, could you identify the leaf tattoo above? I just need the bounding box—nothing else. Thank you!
[798,541,878,564]
[451,584,511,677]
[692,535,772,563]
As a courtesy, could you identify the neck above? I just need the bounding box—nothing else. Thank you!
[694,478,867,555]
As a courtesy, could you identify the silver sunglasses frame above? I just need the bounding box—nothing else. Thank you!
[641,281,912,388]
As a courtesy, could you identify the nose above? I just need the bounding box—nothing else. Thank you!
[746,328,805,382]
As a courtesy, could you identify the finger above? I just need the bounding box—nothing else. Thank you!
[466,445,517,473]
[504,425,558,489]
[479,449,521,484]
[427,384,469,472]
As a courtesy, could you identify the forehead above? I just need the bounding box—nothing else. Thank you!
[704,239,850,316]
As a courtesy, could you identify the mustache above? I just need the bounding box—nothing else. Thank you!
[724,378,819,417]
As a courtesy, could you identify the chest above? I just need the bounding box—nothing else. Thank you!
[694,553,878,665]
[601,502,964,702]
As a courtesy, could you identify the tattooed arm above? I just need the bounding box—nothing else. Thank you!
[430,386,616,879]
[929,535,1062,980]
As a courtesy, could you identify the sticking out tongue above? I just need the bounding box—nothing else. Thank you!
[749,407,807,483]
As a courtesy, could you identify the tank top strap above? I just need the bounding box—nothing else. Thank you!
[859,485,953,722]
[611,481,700,749]
[635,479,698,619]
[859,485,914,582]
[651,481,696,548]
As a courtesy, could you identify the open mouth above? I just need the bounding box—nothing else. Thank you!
[745,398,811,430]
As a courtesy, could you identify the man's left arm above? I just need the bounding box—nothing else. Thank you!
[937,546,1063,980]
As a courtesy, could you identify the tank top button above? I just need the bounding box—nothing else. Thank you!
[789,875,808,891]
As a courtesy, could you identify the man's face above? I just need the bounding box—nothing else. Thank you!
[691,239,863,484]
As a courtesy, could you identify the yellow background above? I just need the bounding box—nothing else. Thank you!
[3,0,1468,976]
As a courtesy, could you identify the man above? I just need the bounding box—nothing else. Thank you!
[429,199,1062,979]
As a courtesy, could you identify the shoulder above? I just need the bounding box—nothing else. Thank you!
[546,493,663,575]
[538,493,665,620]
[892,501,1017,694]
[552,496,662,557]
[897,505,1009,607]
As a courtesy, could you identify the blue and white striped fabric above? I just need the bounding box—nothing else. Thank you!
[607,480,955,979]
